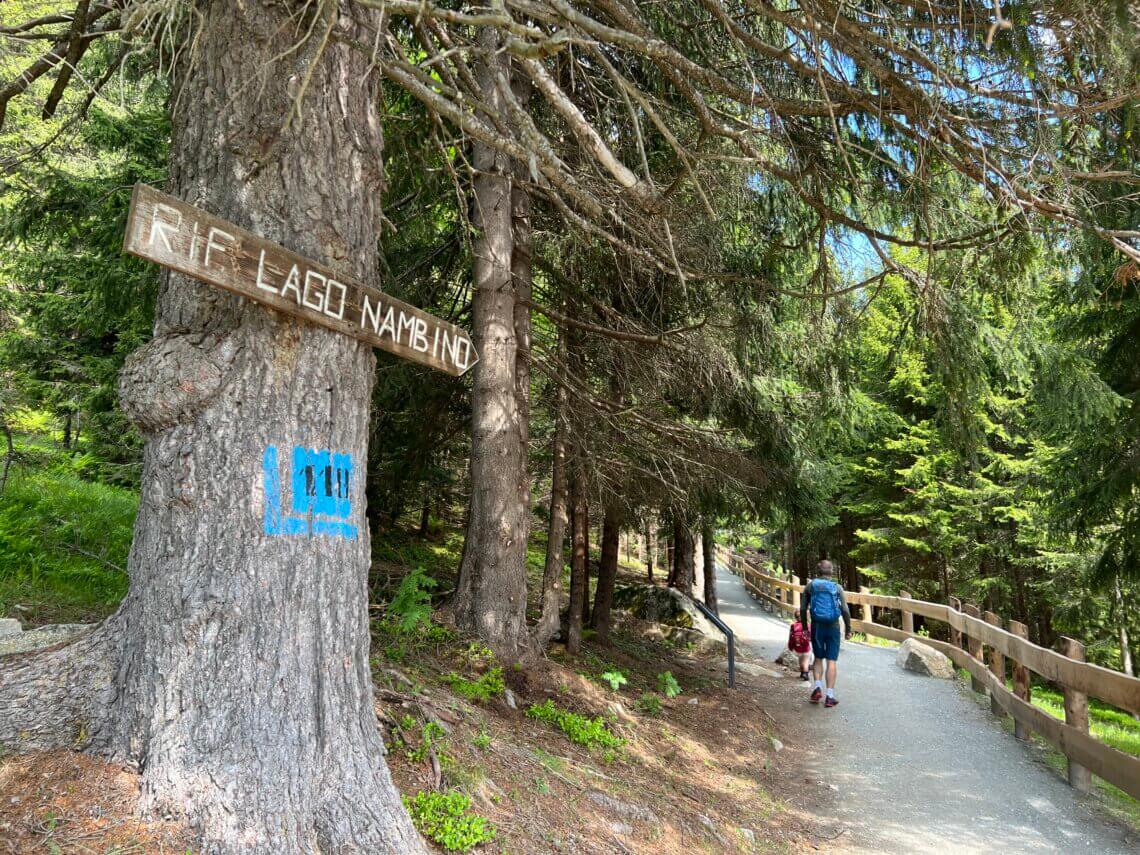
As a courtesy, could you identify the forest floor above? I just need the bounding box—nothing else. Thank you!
[0,528,830,854]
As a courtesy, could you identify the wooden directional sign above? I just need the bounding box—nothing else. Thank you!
[123,184,477,376]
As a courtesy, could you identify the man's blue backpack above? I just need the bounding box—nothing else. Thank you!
[808,579,842,622]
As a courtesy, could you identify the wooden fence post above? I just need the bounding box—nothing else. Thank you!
[1009,620,1032,741]
[984,611,1006,718]
[1060,636,1092,793]
[948,597,962,648]
[900,590,914,635]
[962,603,985,693]
[858,586,872,624]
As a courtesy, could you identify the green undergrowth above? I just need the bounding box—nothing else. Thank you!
[444,667,506,702]
[0,441,135,625]
[403,790,495,852]
[372,528,465,584]
[525,699,624,755]
[850,631,899,649]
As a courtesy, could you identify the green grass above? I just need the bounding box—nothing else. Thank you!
[850,631,899,649]
[0,463,135,625]
[1029,685,1140,758]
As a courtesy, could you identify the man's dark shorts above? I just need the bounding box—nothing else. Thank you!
[811,620,842,660]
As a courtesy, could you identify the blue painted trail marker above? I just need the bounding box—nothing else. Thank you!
[263,445,358,540]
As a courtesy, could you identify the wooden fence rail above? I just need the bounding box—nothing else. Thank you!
[716,546,1140,802]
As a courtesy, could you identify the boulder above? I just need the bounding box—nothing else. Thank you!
[0,623,90,656]
[0,618,22,637]
[776,649,801,669]
[611,584,726,653]
[896,637,954,679]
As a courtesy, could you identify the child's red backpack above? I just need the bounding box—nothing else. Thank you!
[788,621,810,654]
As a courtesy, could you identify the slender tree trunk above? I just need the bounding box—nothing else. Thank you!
[452,27,530,660]
[1116,578,1137,674]
[591,502,621,642]
[567,462,588,654]
[533,333,568,649]
[645,521,655,581]
[62,411,72,450]
[0,4,423,851]
[581,498,592,626]
[0,420,12,495]
[666,534,676,587]
[701,522,717,615]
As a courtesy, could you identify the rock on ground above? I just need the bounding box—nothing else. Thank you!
[737,660,784,679]
[895,637,955,679]
[0,618,22,637]
[776,649,801,669]
[585,789,660,824]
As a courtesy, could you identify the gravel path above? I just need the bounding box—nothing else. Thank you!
[714,562,1137,854]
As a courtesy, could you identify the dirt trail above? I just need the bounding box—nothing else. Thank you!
[715,562,1138,854]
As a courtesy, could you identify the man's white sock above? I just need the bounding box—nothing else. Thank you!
[825,688,835,699]
[814,680,823,692]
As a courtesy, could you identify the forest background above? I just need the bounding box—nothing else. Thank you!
[2,0,1138,673]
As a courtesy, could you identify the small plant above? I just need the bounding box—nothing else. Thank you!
[388,566,437,632]
[599,670,628,691]
[403,790,496,852]
[657,671,682,698]
[636,693,662,716]
[472,729,492,750]
[445,667,506,702]
[525,700,624,751]
[460,642,495,669]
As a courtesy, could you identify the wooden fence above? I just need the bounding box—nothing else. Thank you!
[716,546,1140,802]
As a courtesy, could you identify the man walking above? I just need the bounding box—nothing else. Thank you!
[800,560,852,708]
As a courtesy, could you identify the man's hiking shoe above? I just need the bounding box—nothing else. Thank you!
[824,696,839,708]
[810,687,823,703]
[800,671,809,681]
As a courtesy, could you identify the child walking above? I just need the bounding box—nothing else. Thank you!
[788,619,812,680]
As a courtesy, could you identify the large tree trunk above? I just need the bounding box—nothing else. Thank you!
[1,3,424,852]
[452,27,530,660]
[701,522,717,615]
[591,501,621,642]
[670,518,695,596]
[567,461,588,654]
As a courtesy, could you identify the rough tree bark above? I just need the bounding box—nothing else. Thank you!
[0,3,424,852]
[591,501,621,642]
[701,522,717,615]
[452,27,530,660]
[567,459,588,654]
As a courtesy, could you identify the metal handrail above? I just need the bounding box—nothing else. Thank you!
[692,598,735,688]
